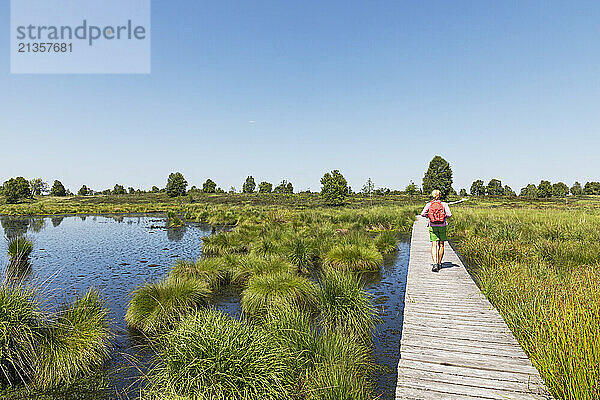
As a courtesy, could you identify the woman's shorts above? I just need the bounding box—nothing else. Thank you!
[429,225,447,242]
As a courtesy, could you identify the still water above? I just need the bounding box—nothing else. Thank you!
[0,214,409,399]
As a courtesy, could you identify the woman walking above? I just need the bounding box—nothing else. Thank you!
[420,190,452,272]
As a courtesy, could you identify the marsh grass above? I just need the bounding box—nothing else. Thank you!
[125,278,211,334]
[229,255,295,285]
[241,272,318,316]
[35,288,111,390]
[373,230,398,253]
[144,309,296,400]
[451,207,600,398]
[0,285,41,386]
[323,244,383,271]
[169,258,229,289]
[201,232,249,255]
[317,271,376,340]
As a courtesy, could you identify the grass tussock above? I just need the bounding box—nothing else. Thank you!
[0,285,111,391]
[317,271,376,340]
[35,288,111,390]
[125,278,211,334]
[144,309,297,400]
[169,258,229,289]
[323,244,383,271]
[7,237,33,264]
[0,285,41,386]
[241,272,318,316]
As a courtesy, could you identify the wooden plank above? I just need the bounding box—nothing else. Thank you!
[396,217,551,399]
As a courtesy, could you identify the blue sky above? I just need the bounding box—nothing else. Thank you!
[1,1,599,192]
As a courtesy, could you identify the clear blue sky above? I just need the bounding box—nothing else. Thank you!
[2,1,599,192]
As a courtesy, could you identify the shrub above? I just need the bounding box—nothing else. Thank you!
[166,172,187,197]
[320,170,348,206]
[422,156,453,199]
[2,177,31,204]
[317,271,376,340]
[125,278,211,334]
[201,179,216,193]
[144,310,296,400]
[242,176,256,194]
[323,244,383,271]
[35,288,111,389]
[50,180,66,197]
[241,272,318,316]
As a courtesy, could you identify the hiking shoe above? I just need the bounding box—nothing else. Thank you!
[431,264,439,272]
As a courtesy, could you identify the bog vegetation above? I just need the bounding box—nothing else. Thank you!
[126,205,415,399]
[450,204,600,399]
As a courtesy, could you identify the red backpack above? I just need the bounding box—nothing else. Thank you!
[428,200,446,223]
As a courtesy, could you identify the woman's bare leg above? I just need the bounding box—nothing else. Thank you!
[438,241,445,265]
[431,242,438,264]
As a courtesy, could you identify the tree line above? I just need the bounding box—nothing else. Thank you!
[2,157,600,204]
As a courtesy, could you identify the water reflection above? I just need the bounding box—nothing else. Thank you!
[1,218,30,238]
[51,216,64,227]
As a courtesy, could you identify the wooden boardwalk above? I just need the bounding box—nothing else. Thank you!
[396,217,550,399]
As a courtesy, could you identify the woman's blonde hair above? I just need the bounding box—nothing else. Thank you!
[430,190,441,200]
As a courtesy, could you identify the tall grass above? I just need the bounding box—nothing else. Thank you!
[125,278,211,334]
[241,272,318,316]
[144,309,296,400]
[323,244,383,271]
[35,288,111,389]
[169,258,229,289]
[317,271,376,340]
[0,285,41,386]
[0,285,111,391]
[451,207,600,398]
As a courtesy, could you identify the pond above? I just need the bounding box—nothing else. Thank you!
[0,214,409,400]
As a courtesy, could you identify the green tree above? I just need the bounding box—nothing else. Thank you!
[459,188,467,197]
[78,185,90,196]
[405,181,419,196]
[2,177,31,204]
[151,186,160,193]
[202,179,217,193]
[422,156,453,199]
[258,181,273,193]
[113,184,126,195]
[50,180,67,197]
[537,180,552,198]
[486,179,503,196]
[29,178,48,196]
[470,180,486,196]
[320,170,349,205]
[570,182,583,196]
[552,182,569,197]
[503,185,516,197]
[583,182,600,195]
[242,176,256,193]
[361,178,375,197]
[128,187,135,194]
[166,172,188,197]
[520,184,538,198]
[285,182,293,194]
[228,187,236,194]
